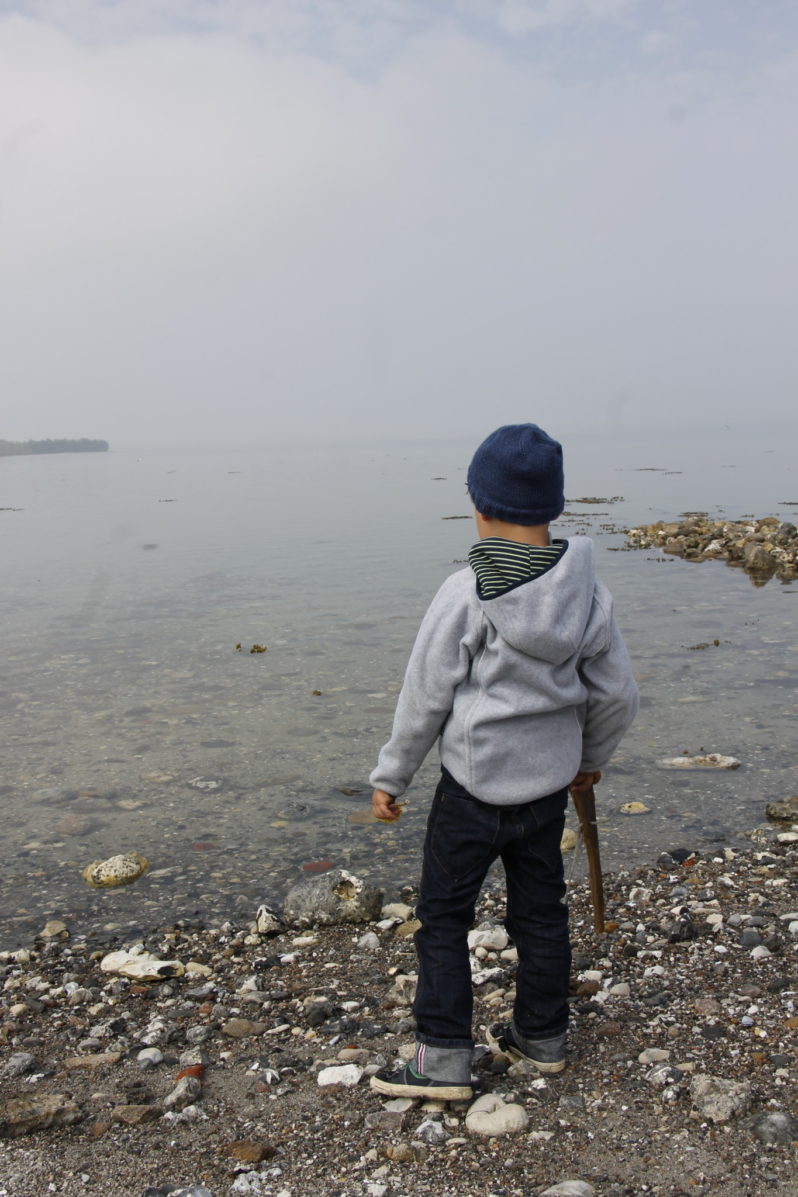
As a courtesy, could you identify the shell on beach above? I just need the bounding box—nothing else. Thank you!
[81,851,149,889]
[658,754,741,770]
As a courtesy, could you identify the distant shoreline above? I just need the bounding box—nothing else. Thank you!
[0,438,109,457]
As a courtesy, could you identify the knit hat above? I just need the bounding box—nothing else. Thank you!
[467,424,565,525]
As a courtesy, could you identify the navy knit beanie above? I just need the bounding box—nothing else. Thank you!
[467,424,564,525]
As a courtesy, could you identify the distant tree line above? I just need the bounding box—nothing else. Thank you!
[0,438,110,457]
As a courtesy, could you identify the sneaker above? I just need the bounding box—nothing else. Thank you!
[487,1022,566,1074]
[369,1062,473,1102]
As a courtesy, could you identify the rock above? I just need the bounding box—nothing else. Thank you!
[638,1048,670,1064]
[3,1052,39,1078]
[745,1110,798,1145]
[414,1117,449,1144]
[100,948,184,980]
[0,1094,84,1138]
[658,754,741,770]
[82,851,149,888]
[385,974,418,1006]
[467,926,509,952]
[743,541,775,573]
[221,1018,266,1038]
[163,1075,202,1111]
[620,801,650,815]
[63,1052,123,1070]
[317,1064,363,1087]
[689,1073,752,1123]
[357,931,381,951]
[110,1104,161,1126]
[364,1110,407,1132]
[253,903,284,935]
[765,795,798,821]
[383,1097,415,1113]
[560,828,578,851]
[39,919,69,939]
[283,868,383,926]
[646,1063,684,1088]
[465,1093,528,1136]
[539,1184,596,1197]
[221,1139,277,1163]
[138,1047,165,1069]
[381,902,413,921]
[229,1172,272,1193]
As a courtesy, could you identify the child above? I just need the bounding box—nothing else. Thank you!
[369,423,639,1101]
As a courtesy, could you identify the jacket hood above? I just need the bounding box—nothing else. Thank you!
[477,537,597,665]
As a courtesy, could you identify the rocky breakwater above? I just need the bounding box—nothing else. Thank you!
[0,839,797,1197]
[625,516,798,583]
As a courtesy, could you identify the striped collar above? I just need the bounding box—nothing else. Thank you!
[468,537,566,600]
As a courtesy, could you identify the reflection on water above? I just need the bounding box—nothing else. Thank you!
[1,434,796,949]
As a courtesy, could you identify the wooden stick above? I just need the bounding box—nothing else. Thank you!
[570,784,605,934]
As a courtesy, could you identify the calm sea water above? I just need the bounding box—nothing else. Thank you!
[1,431,796,950]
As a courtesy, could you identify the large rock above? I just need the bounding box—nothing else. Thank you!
[0,1094,83,1139]
[765,795,798,821]
[82,851,148,888]
[689,1073,751,1123]
[283,868,383,927]
[465,1093,528,1136]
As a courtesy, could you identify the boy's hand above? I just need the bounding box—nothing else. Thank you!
[372,789,401,821]
[569,770,602,795]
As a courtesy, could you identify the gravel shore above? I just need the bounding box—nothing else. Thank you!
[1,832,796,1197]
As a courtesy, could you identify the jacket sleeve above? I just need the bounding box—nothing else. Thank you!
[577,607,639,772]
[369,573,482,798]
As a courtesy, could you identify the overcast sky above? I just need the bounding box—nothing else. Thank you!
[1,1,796,448]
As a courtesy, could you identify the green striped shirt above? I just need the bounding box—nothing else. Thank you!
[468,537,566,600]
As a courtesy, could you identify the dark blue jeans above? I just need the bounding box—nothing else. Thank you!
[414,767,570,1049]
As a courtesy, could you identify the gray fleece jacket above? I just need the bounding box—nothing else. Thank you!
[370,536,639,805]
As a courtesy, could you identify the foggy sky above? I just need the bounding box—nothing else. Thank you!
[1,1,797,448]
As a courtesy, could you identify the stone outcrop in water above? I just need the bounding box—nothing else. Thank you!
[625,516,798,583]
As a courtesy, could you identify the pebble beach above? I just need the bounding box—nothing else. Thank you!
[1,819,797,1197]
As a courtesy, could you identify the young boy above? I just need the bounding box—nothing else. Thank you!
[369,423,639,1101]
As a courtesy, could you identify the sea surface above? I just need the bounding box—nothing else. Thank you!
[1,430,796,950]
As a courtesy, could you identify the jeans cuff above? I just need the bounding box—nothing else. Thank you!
[415,1033,474,1049]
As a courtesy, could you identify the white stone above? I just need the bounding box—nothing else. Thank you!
[317,1064,363,1087]
[658,754,740,770]
[609,982,630,997]
[136,1048,163,1067]
[751,945,772,959]
[467,927,509,952]
[465,1093,528,1136]
[357,932,381,951]
[383,1097,414,1113]
[638,1048,670,1065]
[185,961,213,977]
[381,902,413,921]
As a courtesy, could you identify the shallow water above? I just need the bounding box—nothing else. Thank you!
[1,431,796,949]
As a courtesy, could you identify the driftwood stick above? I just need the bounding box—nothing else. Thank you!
[570,784,605,934]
